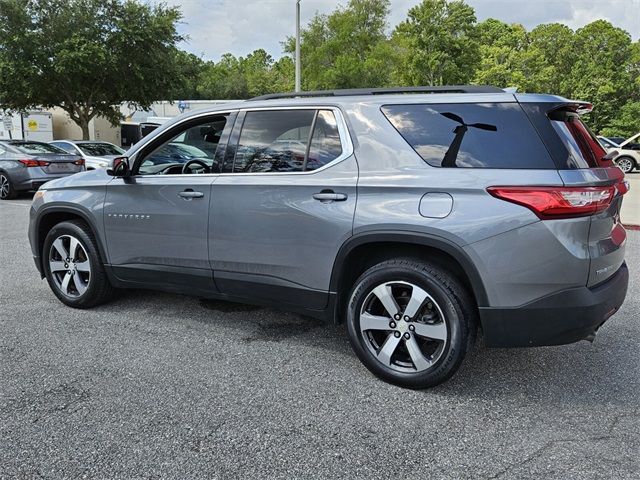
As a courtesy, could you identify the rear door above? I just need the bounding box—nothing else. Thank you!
[210,107,357,310]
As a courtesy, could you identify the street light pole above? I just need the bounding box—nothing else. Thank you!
[295,0,301,92]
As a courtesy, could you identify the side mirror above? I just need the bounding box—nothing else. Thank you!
[107,157,131,177]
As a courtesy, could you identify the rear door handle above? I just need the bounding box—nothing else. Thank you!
[178,189,204,199]
[313,191,348,202]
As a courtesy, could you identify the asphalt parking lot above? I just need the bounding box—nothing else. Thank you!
[1,196,639,479]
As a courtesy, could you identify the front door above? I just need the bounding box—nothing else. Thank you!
[210,108,358,310]
[104,113,234,294]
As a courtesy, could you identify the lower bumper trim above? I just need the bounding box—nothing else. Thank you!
[479,262,629,347]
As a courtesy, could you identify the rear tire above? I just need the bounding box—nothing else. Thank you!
[616,156,635,174]
[0,172,17,200]
[43,220,114,308]
[346,258,476,389]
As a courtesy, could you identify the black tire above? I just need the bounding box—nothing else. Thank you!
[0,172,17,200]
[616,156,635,174]
[346,258,477,389]
[42,220,114,308]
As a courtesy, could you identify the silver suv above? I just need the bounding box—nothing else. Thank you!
[28,86,630,388]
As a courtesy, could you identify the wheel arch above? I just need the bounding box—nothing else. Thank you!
[35,205,107,276]
[329,231,489,323]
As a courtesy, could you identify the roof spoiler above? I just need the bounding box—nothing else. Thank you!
[561,100,593,115]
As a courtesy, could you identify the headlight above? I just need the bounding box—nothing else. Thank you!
[34,190,47,200]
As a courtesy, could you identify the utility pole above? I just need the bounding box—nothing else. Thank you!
[295,0,301,92]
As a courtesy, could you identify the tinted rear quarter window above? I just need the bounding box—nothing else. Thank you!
[382,103,555,169]
[307,110,342,171]
[548,110,608,168]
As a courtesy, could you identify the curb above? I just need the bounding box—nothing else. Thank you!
[624,224,640,231]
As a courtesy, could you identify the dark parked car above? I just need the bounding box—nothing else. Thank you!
[0,140,84,199]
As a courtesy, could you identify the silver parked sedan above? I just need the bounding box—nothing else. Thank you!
[49,140,125,170]
[0,140,85,200]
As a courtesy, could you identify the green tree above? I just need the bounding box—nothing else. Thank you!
[527,23,575,95]
[171,51,206,100]
[392,0,479,86]
[284,0,393,90]
[601,102,640,138]
[565,20,635,131]
[473,19,530,89]
[198,54,247,99]
[197,50,294,99]
[0,0,185,139]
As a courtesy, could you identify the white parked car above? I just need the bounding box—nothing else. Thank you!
[598,133,640,174]
[49,140,126,170]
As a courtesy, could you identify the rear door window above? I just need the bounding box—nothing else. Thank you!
[233,110,314,173]
[232,109,344,173]
[381,103,555,169]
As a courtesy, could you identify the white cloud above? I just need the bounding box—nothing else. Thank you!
[168,0,640,60]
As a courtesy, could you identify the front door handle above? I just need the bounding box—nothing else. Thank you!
[313,190,348,202]
[178,189,204,199]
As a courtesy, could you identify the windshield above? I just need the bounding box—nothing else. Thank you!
[78,142,125,156]
[13,142,68,154]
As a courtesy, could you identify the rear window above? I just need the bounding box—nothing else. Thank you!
[78,142,124,156]
[381,103,555,169]
[549,110,608,168]
[12,142,67,154]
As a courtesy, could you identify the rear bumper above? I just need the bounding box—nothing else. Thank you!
[479,262,629,347]
[16,174,73,191]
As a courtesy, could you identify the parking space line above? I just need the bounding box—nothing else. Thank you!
[0,202,32,207]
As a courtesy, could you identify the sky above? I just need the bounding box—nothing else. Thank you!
[169,0,640,61]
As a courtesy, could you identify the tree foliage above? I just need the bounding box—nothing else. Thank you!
[0,0,185,139]
[197,50,294,99]
[283,0,394,90]
[0,0,638,138]
[392,0,479,86]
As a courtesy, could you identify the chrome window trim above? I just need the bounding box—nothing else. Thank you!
[128,106,354,178]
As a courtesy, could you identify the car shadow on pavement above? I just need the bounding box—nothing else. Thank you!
[105,289,639,405]
[106,289,353,357]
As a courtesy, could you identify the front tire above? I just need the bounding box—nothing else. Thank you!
[346,258,476,389]
[43,220,114,308]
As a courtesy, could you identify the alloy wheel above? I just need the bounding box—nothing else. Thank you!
[0,175,10,199]
[359,281,448,373]
[617,157,633,174]
[48,234,91,297]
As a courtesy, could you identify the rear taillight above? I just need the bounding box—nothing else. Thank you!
[608,166,630,195]
[487,185,616,219]
[74,159,85,166]
[19,159,50,167]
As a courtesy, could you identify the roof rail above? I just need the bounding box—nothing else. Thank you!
[249,85,503,101]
